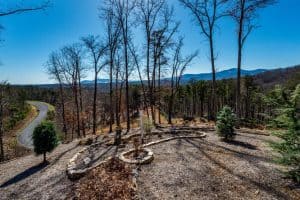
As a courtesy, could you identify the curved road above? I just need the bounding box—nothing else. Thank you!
[18,101,50,149]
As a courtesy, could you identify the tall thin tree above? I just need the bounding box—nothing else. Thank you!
[168,39,198,124]
[136,0,165,123]
[179,0,228,119]
[229,0,275,117]
[101,2,121,133]
[114,0,136,132]
[46,52,68,138]
[82,35,107,135]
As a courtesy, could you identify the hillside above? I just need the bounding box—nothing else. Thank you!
[253,65,300,89]
[80,66,300,86]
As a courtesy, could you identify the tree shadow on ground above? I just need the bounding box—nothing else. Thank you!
[226,140,257,150]
[202,139,272,163]
[183,138,289,200]
[44,145,78,170]
[0,162,48,188]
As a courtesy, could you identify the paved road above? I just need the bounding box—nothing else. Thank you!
[18,101,50,149]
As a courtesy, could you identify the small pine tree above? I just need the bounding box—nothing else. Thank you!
[270,84,300,183]
[216,106,236,141]
[32,121,58,163]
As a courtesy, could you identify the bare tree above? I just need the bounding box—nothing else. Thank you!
[61,44,85,138]
[136,0,165,123]
[179,0,228,119]
[229,0,275,117]
[114,0,136,132]
[129,42,149,116]
[82,35,107,135]
[150,6,179,124]
[46,52,68,138]
[0,1,50,63]
[101,3,121,133]
[0,1,50,17]
[168,39,198,124]
[114,52,123,128]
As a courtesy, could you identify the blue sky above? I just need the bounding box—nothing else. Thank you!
[0,0,299,84]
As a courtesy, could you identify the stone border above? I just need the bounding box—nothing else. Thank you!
[66,142,111,180]
[122,128,208,142]
[119,148,154,164]
[143,133,207,148]
[67,155,113,180]
[67,132,207,179]
[119,133,206,164]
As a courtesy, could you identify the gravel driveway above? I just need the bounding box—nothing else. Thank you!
[0,141,81,200]
[18,101,49,149]
[136,131,300,200]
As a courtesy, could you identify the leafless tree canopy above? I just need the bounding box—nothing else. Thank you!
[0,1,50,17]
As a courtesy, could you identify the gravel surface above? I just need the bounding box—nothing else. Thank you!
[18,101,49,149]
[136,130,300,200]
[0,141,81,200]
[1,128,299,200]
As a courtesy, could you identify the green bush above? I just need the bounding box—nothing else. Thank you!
[46,110,55,121]
[32,121,58,163]
[216,106,236,141]
[142,117,153,134]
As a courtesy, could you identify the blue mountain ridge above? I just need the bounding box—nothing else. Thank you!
[82,68,267,84]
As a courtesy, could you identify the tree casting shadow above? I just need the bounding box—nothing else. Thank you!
[0,162,48,188]
[226,140,257,150]
[183,138,289,200]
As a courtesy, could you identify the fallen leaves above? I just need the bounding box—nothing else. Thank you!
[74,158,135,200]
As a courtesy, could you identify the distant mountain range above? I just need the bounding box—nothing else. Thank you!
[81,79,111,84]
[180,68,267,82]
[81,68,268,84]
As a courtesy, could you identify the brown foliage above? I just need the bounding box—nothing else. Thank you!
[74,158,135,200]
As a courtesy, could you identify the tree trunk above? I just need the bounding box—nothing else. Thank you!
[236,43,242,118]
[200,98,204,117]
[115,70,120,127]
[58,82,68,138]
[78,71,85,137]
[43,152,47,163]
[73,82,81,138]
[158,57,161,124]
[93,72,98,135]
[236,1,245,119]
[109,58,114,133]
[0,105,4,161]
[168,89,174,124]
[209,34,216,120]
[125,45,130,132]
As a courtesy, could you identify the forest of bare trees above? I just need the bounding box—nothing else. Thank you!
[2,1,300,197]
[0,0,280,160]
[41,0,280,142]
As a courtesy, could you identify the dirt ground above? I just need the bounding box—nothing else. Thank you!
[0,141,81,200]
[136,130,300,200]
[0,127,299,200]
